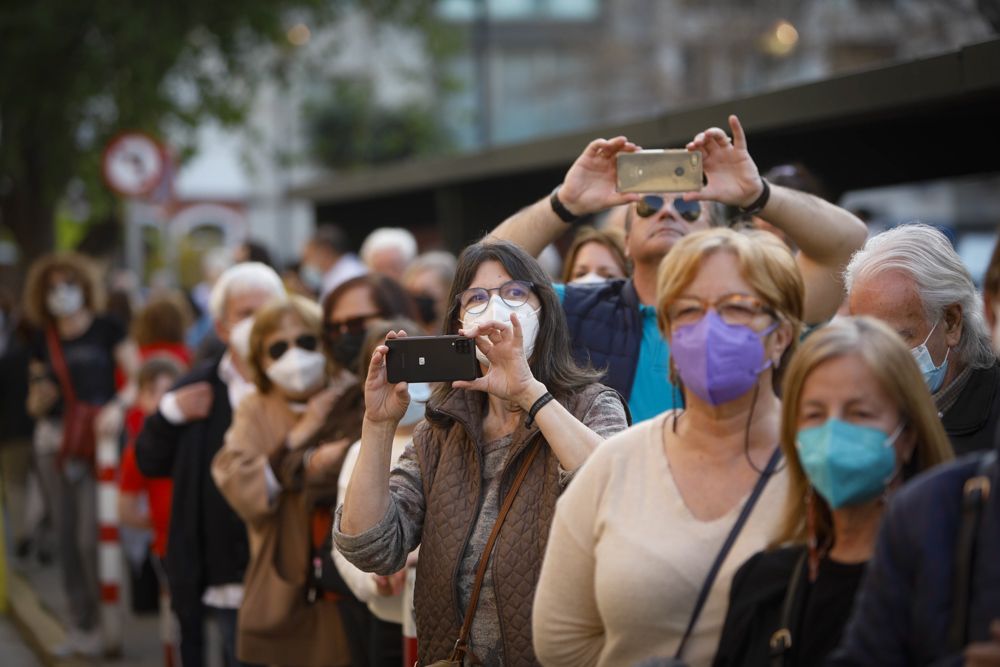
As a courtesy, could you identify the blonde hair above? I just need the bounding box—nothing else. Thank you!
[23,252,105,328]
[561,227,629,284]
[773,316,953,549]
[656,228,804,384]
[248,295,323,393]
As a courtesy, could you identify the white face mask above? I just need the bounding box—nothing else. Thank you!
[461,295,541,366]
[47,284,84,318]
[399,381,432,427]
[570,272,609,285]
[229,317,254,361]
[266,348,327,396]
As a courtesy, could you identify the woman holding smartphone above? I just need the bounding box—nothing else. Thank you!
[334,238,630,667]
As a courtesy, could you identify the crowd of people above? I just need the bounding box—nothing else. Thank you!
[1,112,999,667]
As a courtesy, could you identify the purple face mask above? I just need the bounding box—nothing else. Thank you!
[670,310,776,406]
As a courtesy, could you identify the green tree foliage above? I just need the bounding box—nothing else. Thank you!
[305,78,448,169]
[0,0,439,272]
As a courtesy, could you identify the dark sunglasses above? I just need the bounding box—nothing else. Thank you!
[266,334,318,361]
[324,314,378,339]
[635,195,702,222]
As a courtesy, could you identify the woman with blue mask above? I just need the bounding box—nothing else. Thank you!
[713,316,952,667]
[534,228,803,667]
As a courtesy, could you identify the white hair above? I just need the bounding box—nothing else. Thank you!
[208,261,286,322]
[845,223,995,369]
[360,228,418,266]
[403,251,457,284]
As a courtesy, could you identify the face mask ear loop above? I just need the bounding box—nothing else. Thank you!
[880,422,909,499]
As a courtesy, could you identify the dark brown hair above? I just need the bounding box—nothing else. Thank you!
[22,252,104,328]
[429,238,601,420]
[138,356,184,391]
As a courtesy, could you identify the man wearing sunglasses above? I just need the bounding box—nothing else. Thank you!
[492,114,868,422]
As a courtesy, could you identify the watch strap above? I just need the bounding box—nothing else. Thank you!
[738,178,771,216]
[549,186,581,224]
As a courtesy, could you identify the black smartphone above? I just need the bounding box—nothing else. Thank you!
[385,335,479,384]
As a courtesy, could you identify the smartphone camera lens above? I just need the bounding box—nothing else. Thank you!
[674,167,685,177]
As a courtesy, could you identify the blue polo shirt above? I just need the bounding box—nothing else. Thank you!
[554,284,679,423]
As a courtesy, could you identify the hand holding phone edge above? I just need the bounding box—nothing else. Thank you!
[363,329,411,426]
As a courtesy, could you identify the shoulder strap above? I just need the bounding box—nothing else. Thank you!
[674,446,783,660]
[769,549,808,667]
[948,450,996,651]
[45,326,77,404]
[450,439,543,661]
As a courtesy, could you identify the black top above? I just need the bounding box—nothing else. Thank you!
[942,362,1000,456]
[135,356,249,613]
[713,546,866,667]
[30,315,125,411]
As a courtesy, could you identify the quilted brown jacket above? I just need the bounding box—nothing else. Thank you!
[413,384,626,666]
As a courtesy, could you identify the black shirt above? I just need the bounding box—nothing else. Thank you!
[713,546,866,667]
[31,315,126,412]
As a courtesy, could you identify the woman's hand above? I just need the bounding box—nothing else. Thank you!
[306,437,352,478]
[454,313,546,410]
[288,385,341,449]
[363,330,410,425]
[26,378,59,418]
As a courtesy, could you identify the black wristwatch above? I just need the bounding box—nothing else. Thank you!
[549,185,582,225]
[738,178,771,216]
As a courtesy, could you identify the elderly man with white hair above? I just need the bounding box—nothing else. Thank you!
[136,262,287,667]
[846,223,1000,455]
[360,227,418,281]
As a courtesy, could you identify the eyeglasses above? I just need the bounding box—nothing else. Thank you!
[665,293,776,327]
[266,334,318,360]
[457,280,535,314]
[325,313,379,339]
[635,195,702,222]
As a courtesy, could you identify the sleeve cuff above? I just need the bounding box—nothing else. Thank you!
[264,464,282,506]
[333,503,395,553]
[159,392,185,425]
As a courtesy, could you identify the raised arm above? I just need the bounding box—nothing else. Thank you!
[490,137,642,256]
[686,115,868,324]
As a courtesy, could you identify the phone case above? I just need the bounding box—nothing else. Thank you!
[385,336,479,384]
[616,150,703,193]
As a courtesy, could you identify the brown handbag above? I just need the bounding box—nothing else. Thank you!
[45,326,102,465]
[425,439,543,667]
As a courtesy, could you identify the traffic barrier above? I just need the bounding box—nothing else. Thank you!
[96,432,123,656]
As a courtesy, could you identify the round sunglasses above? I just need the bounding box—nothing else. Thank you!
[266,334,318,361]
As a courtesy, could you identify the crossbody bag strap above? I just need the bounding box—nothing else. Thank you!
[449,439,543,662]
[674,446,783,661]
[769,549,808,667]
[45,326,77,404]
[948,450,996,652]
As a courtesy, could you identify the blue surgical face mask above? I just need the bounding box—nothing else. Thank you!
[910,319,950,393]
[796,418,904,510]
[300,264,323,292]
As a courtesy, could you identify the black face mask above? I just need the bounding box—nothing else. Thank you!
[330,330,367,373]
[412,294,437,325]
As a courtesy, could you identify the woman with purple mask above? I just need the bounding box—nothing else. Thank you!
[533,228,803,667]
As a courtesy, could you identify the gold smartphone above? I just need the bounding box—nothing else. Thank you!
[616,150,703,193]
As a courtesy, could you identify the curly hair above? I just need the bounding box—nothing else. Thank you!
[22,252,105,328]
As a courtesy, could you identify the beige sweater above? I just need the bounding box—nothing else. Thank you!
[532,414,789,667]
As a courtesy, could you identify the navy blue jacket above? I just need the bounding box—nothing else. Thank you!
[562,278,643,400]
[829,450,1000,666]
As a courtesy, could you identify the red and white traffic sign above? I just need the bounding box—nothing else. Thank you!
[102,131,166,197]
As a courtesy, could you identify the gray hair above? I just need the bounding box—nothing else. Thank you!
[360,227,418,266]
[844,223,995,369]
[208,261,286,322]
